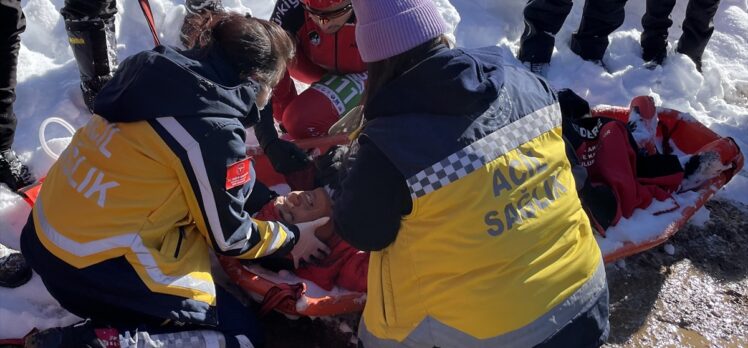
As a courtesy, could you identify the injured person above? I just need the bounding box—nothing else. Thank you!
[249,185,368,293]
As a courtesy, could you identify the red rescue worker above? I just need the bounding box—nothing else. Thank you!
[253,0,366,174]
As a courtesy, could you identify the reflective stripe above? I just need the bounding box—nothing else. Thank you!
[156,117,250,253]
[406,103,561,198]
[119,329,228,348]
[36,199,216,297]
[360,260,607,348]
[257,221,285,257]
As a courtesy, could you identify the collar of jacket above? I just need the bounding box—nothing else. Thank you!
[94,45,261,126]
[364,45,503,122]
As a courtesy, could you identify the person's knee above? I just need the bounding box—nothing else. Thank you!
[215,287,265,348]
[221,315,264,348]
[281,89,339,139]
[0,0,24,23]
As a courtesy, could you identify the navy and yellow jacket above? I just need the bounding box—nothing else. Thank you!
[334,46,606,346]
[24,45,298,325]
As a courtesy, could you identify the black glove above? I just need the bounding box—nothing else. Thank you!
[254,104,311,174]
[557,88,591,120]
[314,145,350,189]
[264,138,312,174]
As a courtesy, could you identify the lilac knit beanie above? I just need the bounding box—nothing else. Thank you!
[352,0,448,63]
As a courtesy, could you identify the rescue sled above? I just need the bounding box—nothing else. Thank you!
[226,98,743,317]
[220,257,366,317]
[221,133,366,318]
[589,98,743,263]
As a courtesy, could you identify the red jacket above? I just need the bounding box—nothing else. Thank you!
[254,199,368,292]
[564,115,684,230]
[271,0,365,84]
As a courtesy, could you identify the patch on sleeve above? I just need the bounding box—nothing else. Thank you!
[226,158,252,190]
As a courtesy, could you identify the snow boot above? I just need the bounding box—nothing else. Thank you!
[64,17,118,113]
[0,149,34,191]
[680,151,724,192]
[627,96,658,155]
[0,243,32,288]
[180,0,224,49]
[26,320,231,348]
[24,320,108,348]
[676,46,703,72]
[680,136,740,192]
[641,41,668,69]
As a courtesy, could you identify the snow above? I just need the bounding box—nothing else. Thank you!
[596,190,698,256]
[1,0,748,340]
[627,107,660,154]
[690,205,712,227]
[663,243,675,255]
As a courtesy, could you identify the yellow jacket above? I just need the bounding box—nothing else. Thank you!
[338,46,606,347]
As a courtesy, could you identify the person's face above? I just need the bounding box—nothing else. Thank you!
[304,1,353,34]
[274,187,335,241]
[274,187,332,225]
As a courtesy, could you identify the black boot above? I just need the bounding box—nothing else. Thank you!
[676,43,703,72]
[180,0,224,49]
[0,149,34,191]
[0,243,32,288]
[642,43,667,69]
[25,320,108,348]
[64,17,118,113]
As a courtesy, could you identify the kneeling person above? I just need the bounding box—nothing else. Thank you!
[21,12,328,348]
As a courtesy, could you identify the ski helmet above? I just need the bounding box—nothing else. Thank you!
[301,0,347,10]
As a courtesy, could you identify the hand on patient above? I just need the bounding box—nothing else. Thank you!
[290,217,331,268]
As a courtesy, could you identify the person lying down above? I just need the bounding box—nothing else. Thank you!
[249,186,368,293]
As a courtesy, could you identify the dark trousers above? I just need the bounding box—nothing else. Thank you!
[0,0,24,151]
[60,0,117,21]
[641,0,720,61]
[21,217,265,348]
[518,0,627,63]
[536,282,610,348]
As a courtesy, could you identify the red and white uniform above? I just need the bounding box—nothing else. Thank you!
[270,0,366,139]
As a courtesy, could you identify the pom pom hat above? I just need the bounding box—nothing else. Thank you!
[352,0,448,62]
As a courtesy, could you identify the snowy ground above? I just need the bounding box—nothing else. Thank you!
[1,0,747,344]
[603,199,748,347]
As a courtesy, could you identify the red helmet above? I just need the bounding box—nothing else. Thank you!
[301,0,347,10]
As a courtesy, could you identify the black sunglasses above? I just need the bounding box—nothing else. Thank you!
[303,3,353,20]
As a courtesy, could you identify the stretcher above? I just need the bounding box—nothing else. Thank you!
[590,99,743,263]
[225,99,742,316]
[222,133,367,317]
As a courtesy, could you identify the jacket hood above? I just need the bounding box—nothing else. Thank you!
[93,45,261,125]
[364,45,505,120]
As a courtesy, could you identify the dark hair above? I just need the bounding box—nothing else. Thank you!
[362,35,451,110]
[184,11,295,86]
